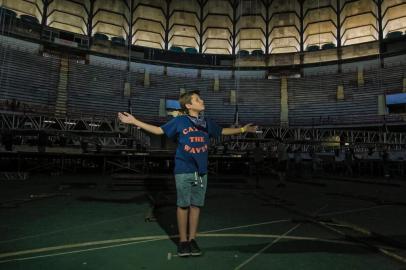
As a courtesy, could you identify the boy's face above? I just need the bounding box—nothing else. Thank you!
[186,94,205,113]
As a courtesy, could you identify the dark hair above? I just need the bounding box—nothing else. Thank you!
[179,90,200,113]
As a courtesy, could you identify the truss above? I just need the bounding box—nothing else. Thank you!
[0,110,150,147]
[1,111,406,151]
[219,127,406,151]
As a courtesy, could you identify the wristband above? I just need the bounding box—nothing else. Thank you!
[240,127,246,133]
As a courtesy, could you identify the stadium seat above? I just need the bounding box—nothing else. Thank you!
[386,31,403,39]
[321,43,336,50]
[185,47,198,54]
[170,46,183,53]
[237,50,249,57]
[306,45,320,52]
[93,33,109,41]
[251,49,264,56]
[111,36,126,46]
[0,7,17,24]
[20,14,39,25]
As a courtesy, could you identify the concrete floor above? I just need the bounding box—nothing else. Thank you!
[0,174,405,270]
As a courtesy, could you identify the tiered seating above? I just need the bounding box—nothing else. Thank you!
[1,44,405,127]
[288,74,340,125]
[221,79,280,125]
[128,72,236,125]
[288,65,406,126]
[0,46,59,109]
[67,61,128,116]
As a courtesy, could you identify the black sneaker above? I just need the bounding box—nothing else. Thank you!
[177,241,191,257]
[189,239,202,256]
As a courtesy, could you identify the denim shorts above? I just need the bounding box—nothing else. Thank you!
[175,173,208,207]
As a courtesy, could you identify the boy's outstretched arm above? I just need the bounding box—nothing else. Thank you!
[117,112,164,135]
[222,123,258,136]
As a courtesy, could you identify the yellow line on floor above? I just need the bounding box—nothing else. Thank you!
[198,233,360,246]
[0,218,290,259]
[0,235,169,259]
[0,238,163,264]
[0,232,360,263]
[234,224,302,270]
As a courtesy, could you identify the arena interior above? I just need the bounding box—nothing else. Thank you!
[1,0,406,269]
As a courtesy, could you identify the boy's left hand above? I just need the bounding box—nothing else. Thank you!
[243,123,258,133]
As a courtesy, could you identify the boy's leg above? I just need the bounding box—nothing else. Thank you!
[188,206,200,240]
[177,207,189,242]
[175,174,193,243]
[189,173,206,256]
[189,174,207,240]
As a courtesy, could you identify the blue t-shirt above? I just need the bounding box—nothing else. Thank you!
[160,115,223,174]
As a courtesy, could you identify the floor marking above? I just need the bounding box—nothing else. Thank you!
[200,219,290,233]
[0,232,362,264]
[0,219,289,259]
[319,205,389,217]
[0,212,144,244]
[0,235,169,259]
[1,206,387,245]
[233,204,328,270]
[198,233,360,246]
[1,207,375,266]
[234,224,301,270]
[0,238,162,264]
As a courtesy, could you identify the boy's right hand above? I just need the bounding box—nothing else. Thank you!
[118,112,136,125]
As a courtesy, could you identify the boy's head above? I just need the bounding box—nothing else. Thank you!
[179,90,205,114]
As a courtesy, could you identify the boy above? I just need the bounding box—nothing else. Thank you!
[118,90,257,257]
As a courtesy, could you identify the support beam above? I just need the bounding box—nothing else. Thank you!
[87,0,94,45]
[41,0,50,27]
[127,0,134,72]
[231,0,237,55]
[377,0,384,68]
[164,0,171,50]
[336,0,342,73]
[198,0,207,53]
[299,0,304,74]
[264,0,270,55]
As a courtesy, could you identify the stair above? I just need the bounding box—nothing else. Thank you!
[55,57,69,117]
[280,76,288,126]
